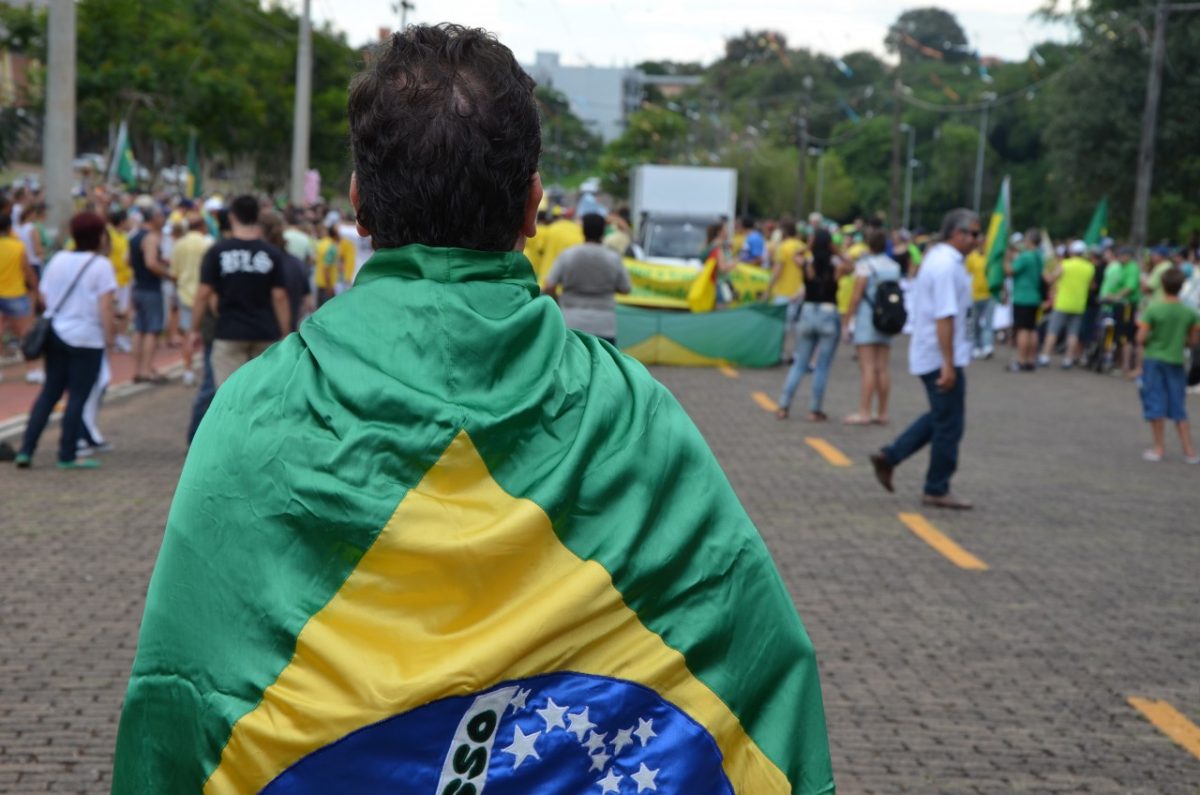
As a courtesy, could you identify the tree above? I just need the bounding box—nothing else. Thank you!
[597,106,688,197]
[536,86,603,187]
[886,7,970,63]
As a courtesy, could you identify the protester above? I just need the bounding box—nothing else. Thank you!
[965,233,994,359]
[191,194,290,387]
[542,212,631,345]
[0,212,41,386]
[844,228,902,425]
[1134,267,1200,463]
[1039,240,1095,369]
[738,215,767,267]
[870,209,979,510]
[15,203,46,277]
[765,216,804,308]
[537,208,584,284]
[113,25,832,793]
[1006,230,1044,371]
[14,212,116,470]
[261,209,313,332]
[129,206,173,383]
[170,213,213,385]
[776,228,849,421]
[314,221,345,305]
[602,205,633,258]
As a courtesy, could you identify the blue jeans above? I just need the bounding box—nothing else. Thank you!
[971,298,994,352]
[779,303,840,413]
[883,368,966,497]
[187,342,216,444]
[19,329,103,463]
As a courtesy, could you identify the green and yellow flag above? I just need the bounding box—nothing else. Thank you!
[185,131,203,200]
[1083,198,1108,247]
[112,246,834,794]
[111,120,137,188]
[984,175,1010,299]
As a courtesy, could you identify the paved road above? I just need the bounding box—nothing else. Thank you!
[1,343,1198,793]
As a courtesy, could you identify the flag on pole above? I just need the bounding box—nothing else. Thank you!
[111,120,137,188]
[111,246,834,794]
[984,175,1010,299]
[185,131,203,199]
[1083,198,1108,247]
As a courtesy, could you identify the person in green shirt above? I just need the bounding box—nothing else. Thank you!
[1005,229,1044,371]
[1040,240,1095,369]
[1116,247,1143,376]
[1135,266,1200,463]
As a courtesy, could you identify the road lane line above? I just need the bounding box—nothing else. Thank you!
[1129,697,1200,760]
[897,512,988,571]
[718,365,739,379]
[751,392,779,413]
[805,437,852,467]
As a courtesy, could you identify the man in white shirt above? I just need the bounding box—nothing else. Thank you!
[870,208,980,510]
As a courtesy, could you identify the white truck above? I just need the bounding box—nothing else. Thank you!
[629,165,738,267]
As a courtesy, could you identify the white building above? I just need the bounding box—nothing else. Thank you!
[525,52,644,143]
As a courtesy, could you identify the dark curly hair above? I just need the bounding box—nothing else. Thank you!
[348,24,541,251]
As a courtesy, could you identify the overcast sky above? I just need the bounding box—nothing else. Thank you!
[302,0,1074,67]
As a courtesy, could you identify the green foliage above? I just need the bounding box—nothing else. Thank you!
[537,86,603,187]
[886,7,970,62]
[598,106,689,197]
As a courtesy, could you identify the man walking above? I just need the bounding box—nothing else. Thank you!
[190,195,290,387]
[870,209,979,510]
[128,207,173,383]
[114,24,832,794]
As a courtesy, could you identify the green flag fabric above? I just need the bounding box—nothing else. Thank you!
[112,245,834,794]
[1083,198,1108,247]
[186,132,202,199]
[983,176,1010,299]
[112,121,137,188]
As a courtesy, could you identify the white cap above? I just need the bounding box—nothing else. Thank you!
[323,210,342,228]
[203,196,224,212]
[1069,240,1087,255]
[1010,232,1024,245]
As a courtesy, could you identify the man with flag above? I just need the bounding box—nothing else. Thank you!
[112,23,834,795]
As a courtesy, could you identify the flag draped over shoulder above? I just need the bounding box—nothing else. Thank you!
[984,176,1010,299]
[112,246,834,795]
[1083,198,1108,247]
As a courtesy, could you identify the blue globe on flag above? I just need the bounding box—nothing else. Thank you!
[263,672,734,793]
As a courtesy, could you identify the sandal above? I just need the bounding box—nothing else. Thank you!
[775,407,789,420]
[806,411,828,423]
[872,417,889,426]
[842,413,872,426]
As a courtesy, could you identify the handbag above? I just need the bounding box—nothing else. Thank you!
[21,254,99,361]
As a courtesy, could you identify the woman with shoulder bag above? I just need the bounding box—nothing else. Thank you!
[15,212,118,470]
[844,228,904,426]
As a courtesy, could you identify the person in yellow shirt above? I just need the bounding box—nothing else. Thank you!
[964,236,994,358]
[170,213,213,385]
[338,228,357,287]
[0,212,41,385]
[106,210,134,353]
[766,216,805,304]
[537,212,584,284]
[1040,240,1096,368]
[837,237,868,320]
[314,227,345,306]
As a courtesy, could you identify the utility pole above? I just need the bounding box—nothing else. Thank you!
[289,0,312,207]
[814,150,827,215]
[795,117,808,219]
[1131,0,1169,249]
[396,0,415,31]
[888,76,903,227]
[901,123,915,231]
[43,0,76,232]
[972,94,995,213]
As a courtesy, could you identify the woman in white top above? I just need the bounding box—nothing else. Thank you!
[15,212,117,470]
[844,229,903,426]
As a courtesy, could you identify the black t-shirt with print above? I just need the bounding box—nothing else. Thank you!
[199,238,286,341]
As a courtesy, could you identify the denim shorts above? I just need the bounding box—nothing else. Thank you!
[1141,358,1187,422]
[1046,310,1084,339]
[0,294,31,318]
[133,288,165,334]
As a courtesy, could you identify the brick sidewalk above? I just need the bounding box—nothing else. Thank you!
[1,342,1198,792]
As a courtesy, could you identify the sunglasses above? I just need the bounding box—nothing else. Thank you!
[959,228,983,238]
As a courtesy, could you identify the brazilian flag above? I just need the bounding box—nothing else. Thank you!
[112,246,834,794]
[983,176,1010,300]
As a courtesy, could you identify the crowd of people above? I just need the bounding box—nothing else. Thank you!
[0,181,371,468]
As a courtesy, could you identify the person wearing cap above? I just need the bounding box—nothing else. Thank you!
[1039,240,1095,369]
[1005,230,1044,371]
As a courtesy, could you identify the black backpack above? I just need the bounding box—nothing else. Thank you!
[865,259,907,335]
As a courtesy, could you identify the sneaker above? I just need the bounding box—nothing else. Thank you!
[921,493,974,510]
[14,453,31,469]
[1185,455,1200,465]
[1037,355,1050,367]
[1007,361,1022,373]
[77,440,113,457]
[115,335,133,353]
[983,346,994,359]
[182,369,196,386]
[56,459,101,470]
[1061,360,1074,371]
[24,369,45,384]
[1142,450,1163,462]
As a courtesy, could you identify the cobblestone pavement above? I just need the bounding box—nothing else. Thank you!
[1,344,1198,793]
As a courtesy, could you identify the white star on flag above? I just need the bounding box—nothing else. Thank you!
[634,718,657,747]
[500,725,541,769]
[611,726,635,756]
[597,768,623,793]
[508,688,531,712]
[584,731,607,754]
[536,698,568,732]
[589,750,611,772]
[631,762,659,792]
[567,707,597,740]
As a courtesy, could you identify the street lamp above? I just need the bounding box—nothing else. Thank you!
[900,123,916,231]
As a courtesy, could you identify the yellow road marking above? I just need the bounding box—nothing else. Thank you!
[718,365,739,379]
[898,513,988,571]
[1129,697,1200,760]
[805,437,852,467]
[751,391,779,413]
